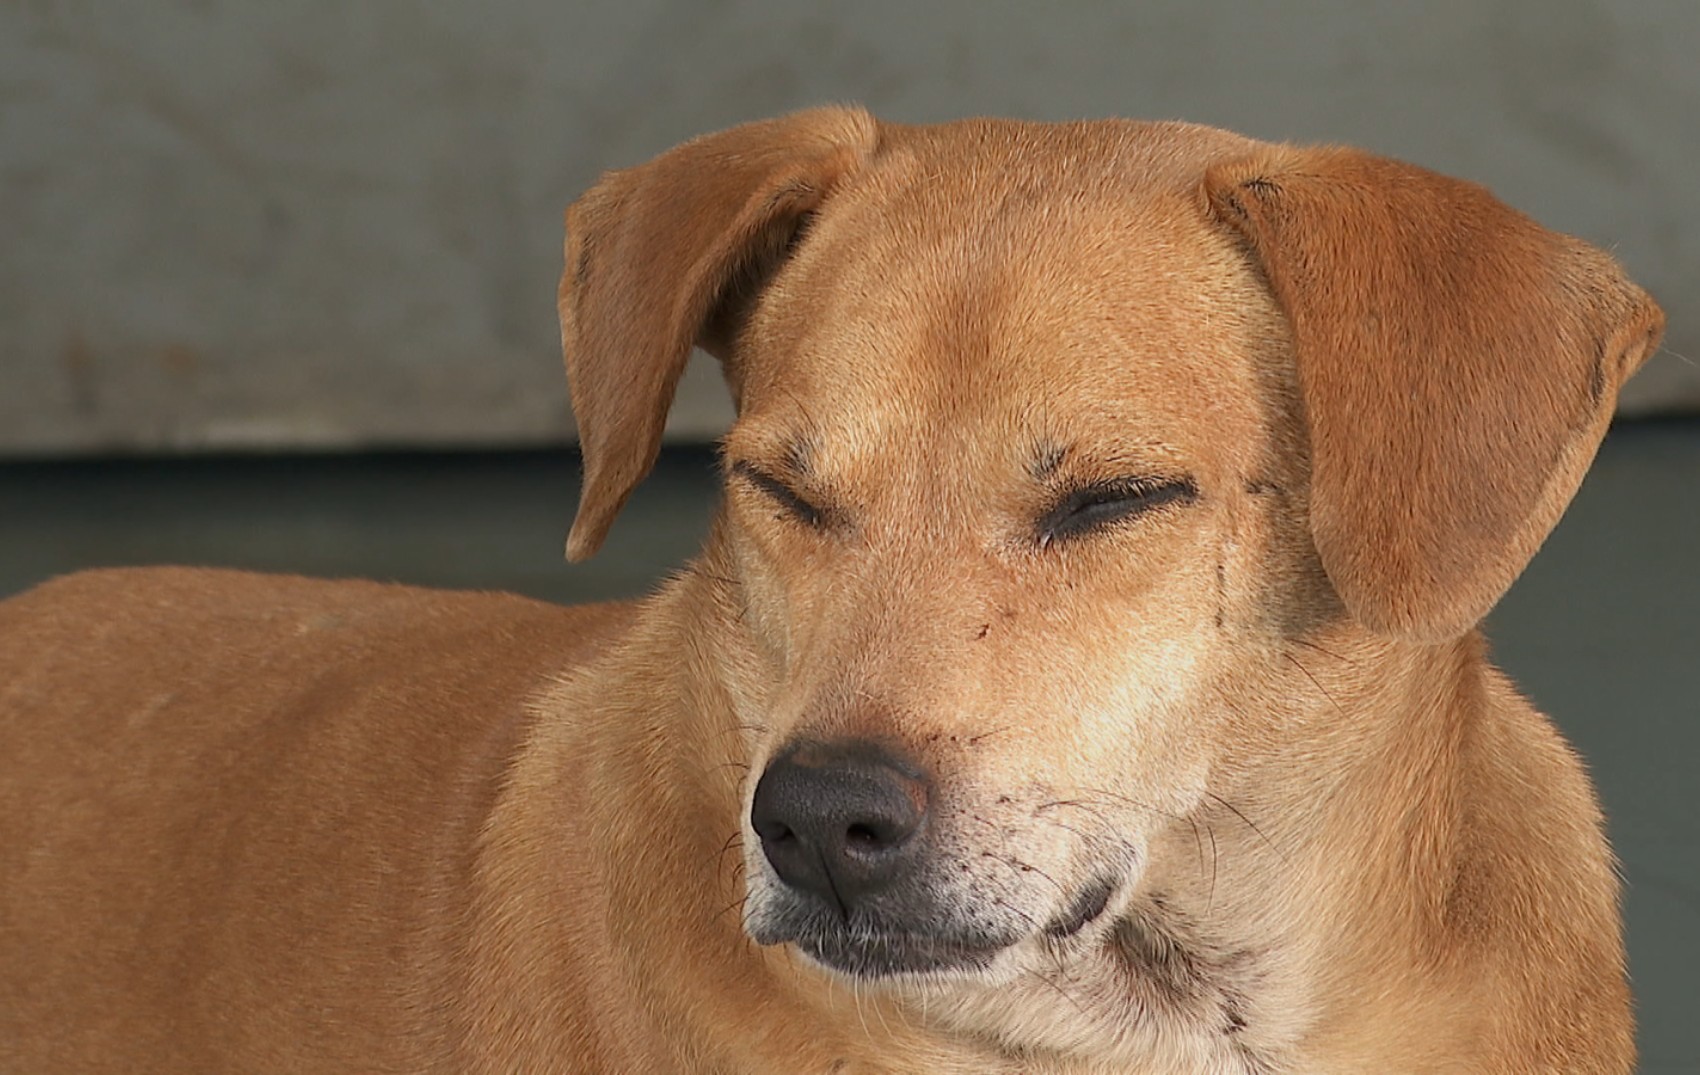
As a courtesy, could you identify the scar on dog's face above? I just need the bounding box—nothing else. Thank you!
[717,142,1316,988]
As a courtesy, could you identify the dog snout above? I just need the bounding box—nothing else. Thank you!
[750,741,930,915]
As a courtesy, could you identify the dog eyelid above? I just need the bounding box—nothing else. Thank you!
[729,460,828,528]
[1036,476,1197,546]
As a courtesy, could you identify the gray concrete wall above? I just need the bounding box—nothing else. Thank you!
[3,0,1696,454]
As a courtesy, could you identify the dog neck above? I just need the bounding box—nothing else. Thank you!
[1159,632,1484,1069]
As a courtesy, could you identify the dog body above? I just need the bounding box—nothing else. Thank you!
[0,110,1662,1073]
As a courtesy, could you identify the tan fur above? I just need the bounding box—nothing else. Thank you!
[0,108,1661,1073]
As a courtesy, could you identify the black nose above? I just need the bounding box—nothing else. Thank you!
[750,741,929,916]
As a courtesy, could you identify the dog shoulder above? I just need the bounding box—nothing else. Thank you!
[0,566,638,742]
[4,565,624,647]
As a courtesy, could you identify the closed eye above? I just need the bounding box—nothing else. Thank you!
[730,460,828,528]
[1036,477,1197,546]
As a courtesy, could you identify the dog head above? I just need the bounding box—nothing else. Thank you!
[559,108,1661,1003]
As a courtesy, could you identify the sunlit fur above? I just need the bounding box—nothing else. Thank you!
[0,109,1660,1073]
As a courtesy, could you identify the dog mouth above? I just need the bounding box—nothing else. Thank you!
[764,877,1123,980]
[795,928,1011,978]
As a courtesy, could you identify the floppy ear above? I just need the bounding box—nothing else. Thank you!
[1205,147,1663,641]
[559,107,880,560]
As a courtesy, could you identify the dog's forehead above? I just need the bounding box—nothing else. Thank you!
[736,120,1284,478]
[881,116,1263,198]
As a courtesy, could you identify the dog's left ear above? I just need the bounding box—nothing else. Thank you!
[559,107,879,561]
[1205,147,1664,641]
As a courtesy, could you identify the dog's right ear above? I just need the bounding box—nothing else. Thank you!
[559,107,879,561]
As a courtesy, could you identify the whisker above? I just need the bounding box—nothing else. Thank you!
[1187,815,1207,885]
[1205,683,1258,724]
[1205,820,1220,914]
[1291,635,1353,665]
[869,983,898,1042]
[709,830,744,867]
[981,852,1066,896]
[1657,343,1696,368]
[1284,650,1345,718]
[989,893,1041,934]
[1062,786,1187,823]
[712,894,749,925]
[1022,966,1093,1019]
[851,972,874,1045]
[1033,797,1114,825]
[1031,814,1094,842]
[1204,791,1287,863]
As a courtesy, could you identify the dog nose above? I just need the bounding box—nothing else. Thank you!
[750,741,929,915]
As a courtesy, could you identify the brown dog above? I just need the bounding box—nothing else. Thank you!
[0,108,1663,1073]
